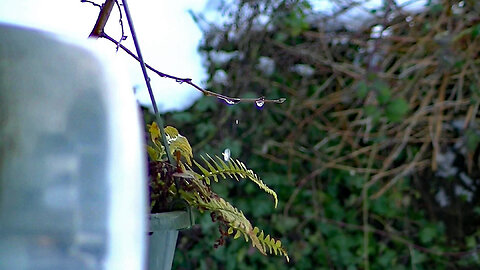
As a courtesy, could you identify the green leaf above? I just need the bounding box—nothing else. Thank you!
[356,81,368,99]
[147,145,160,161]
[411,249,428,264]
[196,122,215,138]
[419,225,436,244]
[466,129,480,151]
[375,81,391,104]
[274,32,288,42]
[148,122,161,142]
[430,4,443,14]
[466,236,477,249]
[378,250,397,267]
[194,97,218,112]
[474,206,480,216]
[234,230,242,239]
[364,105,378,116]
[472,24,480,39]
[364,105,382,124]
[386,98,409,122]
[171,112,193,123]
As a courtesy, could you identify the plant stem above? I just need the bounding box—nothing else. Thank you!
[121,0,174,165]
[88,0,115,38]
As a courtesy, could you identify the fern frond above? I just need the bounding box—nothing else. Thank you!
[252,227,289,262]
[147,123,287,260]
[188,154,278,208]
[179,169,289,261]
[147,122,166,160]
[179,186,264,253]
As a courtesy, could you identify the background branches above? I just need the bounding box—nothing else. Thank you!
[167,0,480,269]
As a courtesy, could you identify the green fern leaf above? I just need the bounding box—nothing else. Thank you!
[192,159,212,184]
[201,155,219,182]
[206,154,227,179]
[180,153,287,261]
[147,145,160,161]
[253,226,290,262]
[234,230,242,239]
[148,122,161,142]
[190,155,278,208]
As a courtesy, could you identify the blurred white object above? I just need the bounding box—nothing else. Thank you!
[0,23,146,270]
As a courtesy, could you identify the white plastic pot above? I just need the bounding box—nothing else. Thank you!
[0,23,146,270]
[148,211,192,270]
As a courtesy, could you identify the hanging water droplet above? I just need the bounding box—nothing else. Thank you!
[277,97,287,104]
[235,119,239,125]
[175,79,183,84]
[222,148,231,162]
[221,98,240,105]
[255,97,265,108]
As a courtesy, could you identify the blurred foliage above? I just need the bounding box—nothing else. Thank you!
[158,0,480,268]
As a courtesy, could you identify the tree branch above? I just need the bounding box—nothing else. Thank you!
[88,0,115,38]
[101,32,286,106]
[83,0,286,106]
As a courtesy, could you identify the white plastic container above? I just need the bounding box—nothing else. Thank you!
[0,23,147,270]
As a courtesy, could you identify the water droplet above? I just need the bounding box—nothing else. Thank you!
[235,119,239,125]
[175,79,183,84]
[221,98,240,105]
[222,148,231,162]
[255,97,265,108]
[277,97,287,104]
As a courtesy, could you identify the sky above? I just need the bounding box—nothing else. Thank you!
[0,0,209,112]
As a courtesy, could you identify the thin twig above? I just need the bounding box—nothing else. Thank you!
[81,0,101,8]
[370,142,429,200]
[114,0,127,51]
[432,74,449,171]
[100,32,286,106]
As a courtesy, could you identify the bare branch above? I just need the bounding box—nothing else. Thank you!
[114,0,127,50]
[81,0,101,8]
[101,32,286,106]
[88,0,115,38]
[83,0,286,106]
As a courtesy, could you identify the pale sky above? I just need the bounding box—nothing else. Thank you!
[0,0,209,112]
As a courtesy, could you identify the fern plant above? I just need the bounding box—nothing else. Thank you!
[146,122,289,261]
